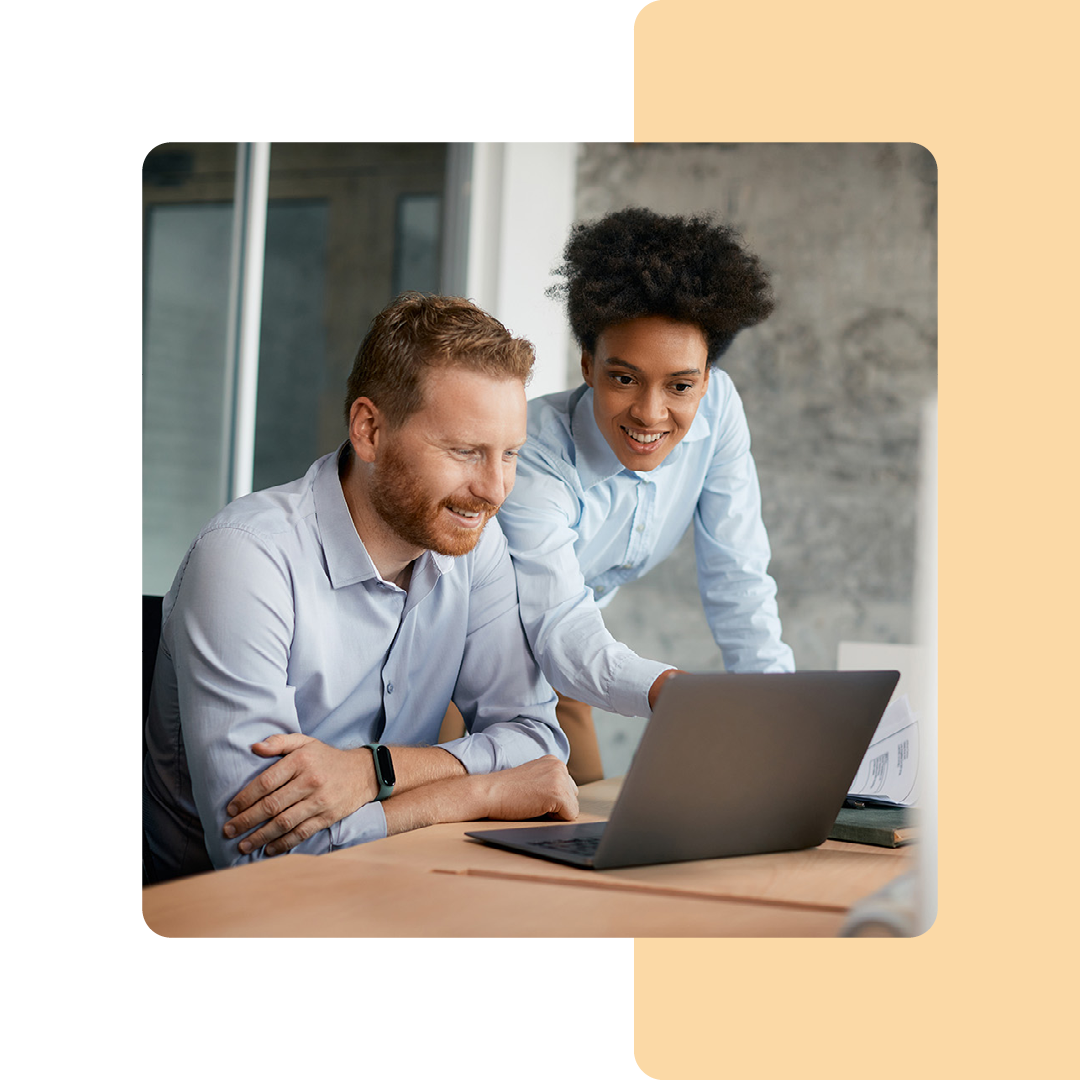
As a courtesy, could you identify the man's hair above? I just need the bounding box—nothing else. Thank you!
[547,207,775,366]
[344,292,535,428]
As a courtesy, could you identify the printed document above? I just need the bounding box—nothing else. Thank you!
[847,694,920,806]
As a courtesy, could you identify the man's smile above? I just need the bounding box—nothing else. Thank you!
[443,498,498,529]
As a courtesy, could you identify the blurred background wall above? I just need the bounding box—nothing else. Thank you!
[572,143,937,770]
[142,141,936,776]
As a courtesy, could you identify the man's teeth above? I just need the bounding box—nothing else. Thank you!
[449,506,480,518]
[627,430,663,444]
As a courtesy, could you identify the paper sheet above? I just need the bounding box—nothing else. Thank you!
[847,694,920,806]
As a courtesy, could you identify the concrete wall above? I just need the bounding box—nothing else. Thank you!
[567,143,937,775]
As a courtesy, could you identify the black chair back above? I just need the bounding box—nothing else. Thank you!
[143,595,164,723]
[142,600,163,885]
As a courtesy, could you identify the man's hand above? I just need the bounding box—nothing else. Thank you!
[648,668,687,710]
[223,733,377,857]
[381,755,579,837]
[477,755,580,822]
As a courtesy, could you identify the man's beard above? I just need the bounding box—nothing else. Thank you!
[368,444,499,558]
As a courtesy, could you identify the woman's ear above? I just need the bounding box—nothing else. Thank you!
[580,350,595,387]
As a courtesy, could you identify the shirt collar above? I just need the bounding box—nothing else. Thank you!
[568,385,714,488]
[314,445,454,589]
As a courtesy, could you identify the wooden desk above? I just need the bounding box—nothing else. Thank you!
[143,777,909,938]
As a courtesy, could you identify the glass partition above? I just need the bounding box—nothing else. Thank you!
[143,142,450,595]
[142,145,237,595]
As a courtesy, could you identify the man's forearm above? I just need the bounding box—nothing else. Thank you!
[381,772,488,835]
[380,744,468,794]
[223,737,468,857]
[224,735,563,860]
[382,756,579,836]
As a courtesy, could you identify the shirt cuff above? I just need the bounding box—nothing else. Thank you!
[328,798,388,850]
[608,654,677,719]
[440,722,566,774]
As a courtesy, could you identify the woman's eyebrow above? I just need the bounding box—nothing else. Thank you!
[602,357,703,377]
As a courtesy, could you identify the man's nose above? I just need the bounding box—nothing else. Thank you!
[472,458,509,507]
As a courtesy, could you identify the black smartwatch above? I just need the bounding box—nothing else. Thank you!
[362,743,396,801]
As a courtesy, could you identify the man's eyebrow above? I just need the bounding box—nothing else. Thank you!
[601,357,703,377]
[435,435,528,450]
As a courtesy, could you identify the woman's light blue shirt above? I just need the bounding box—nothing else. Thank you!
[499,372,794,719]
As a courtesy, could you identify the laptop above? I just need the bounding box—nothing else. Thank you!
[466,670,899,870]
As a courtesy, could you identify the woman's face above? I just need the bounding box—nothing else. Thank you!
[581,316,710,472]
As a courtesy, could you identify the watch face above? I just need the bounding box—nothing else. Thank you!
[374,744,396,786]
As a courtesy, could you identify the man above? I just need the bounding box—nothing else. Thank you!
[143,293,576,885]
[497,208,795,783]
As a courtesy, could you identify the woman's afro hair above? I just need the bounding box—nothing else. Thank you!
[548,207,775,365]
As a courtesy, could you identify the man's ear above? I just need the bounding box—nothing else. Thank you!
[580,350,595,387]
[348,397,382,463]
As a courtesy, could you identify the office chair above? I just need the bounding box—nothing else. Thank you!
[143,595,164,726]
[143,595,164,887]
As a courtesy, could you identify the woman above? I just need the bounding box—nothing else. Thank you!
[497,207,795,783]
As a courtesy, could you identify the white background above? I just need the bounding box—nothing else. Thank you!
[6,2,650,1078]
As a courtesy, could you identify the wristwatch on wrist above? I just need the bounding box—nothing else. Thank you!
[363,743,396,801]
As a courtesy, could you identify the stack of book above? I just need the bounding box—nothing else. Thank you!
[829,799,917,848]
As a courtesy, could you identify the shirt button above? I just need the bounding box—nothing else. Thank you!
[635,525,645,533]
[387,682,395,694]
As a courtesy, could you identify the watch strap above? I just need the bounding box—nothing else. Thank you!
[362,743,395,801]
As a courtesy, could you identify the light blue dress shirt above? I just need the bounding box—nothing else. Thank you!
[143,447,566,881]
[498,372,794,719]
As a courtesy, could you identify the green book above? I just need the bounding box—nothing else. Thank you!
[829,805,917,848]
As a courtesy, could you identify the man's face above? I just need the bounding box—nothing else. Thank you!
[582,316,710,472]
[369,367,527,557]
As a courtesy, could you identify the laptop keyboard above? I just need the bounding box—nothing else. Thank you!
[530,835,601,857]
